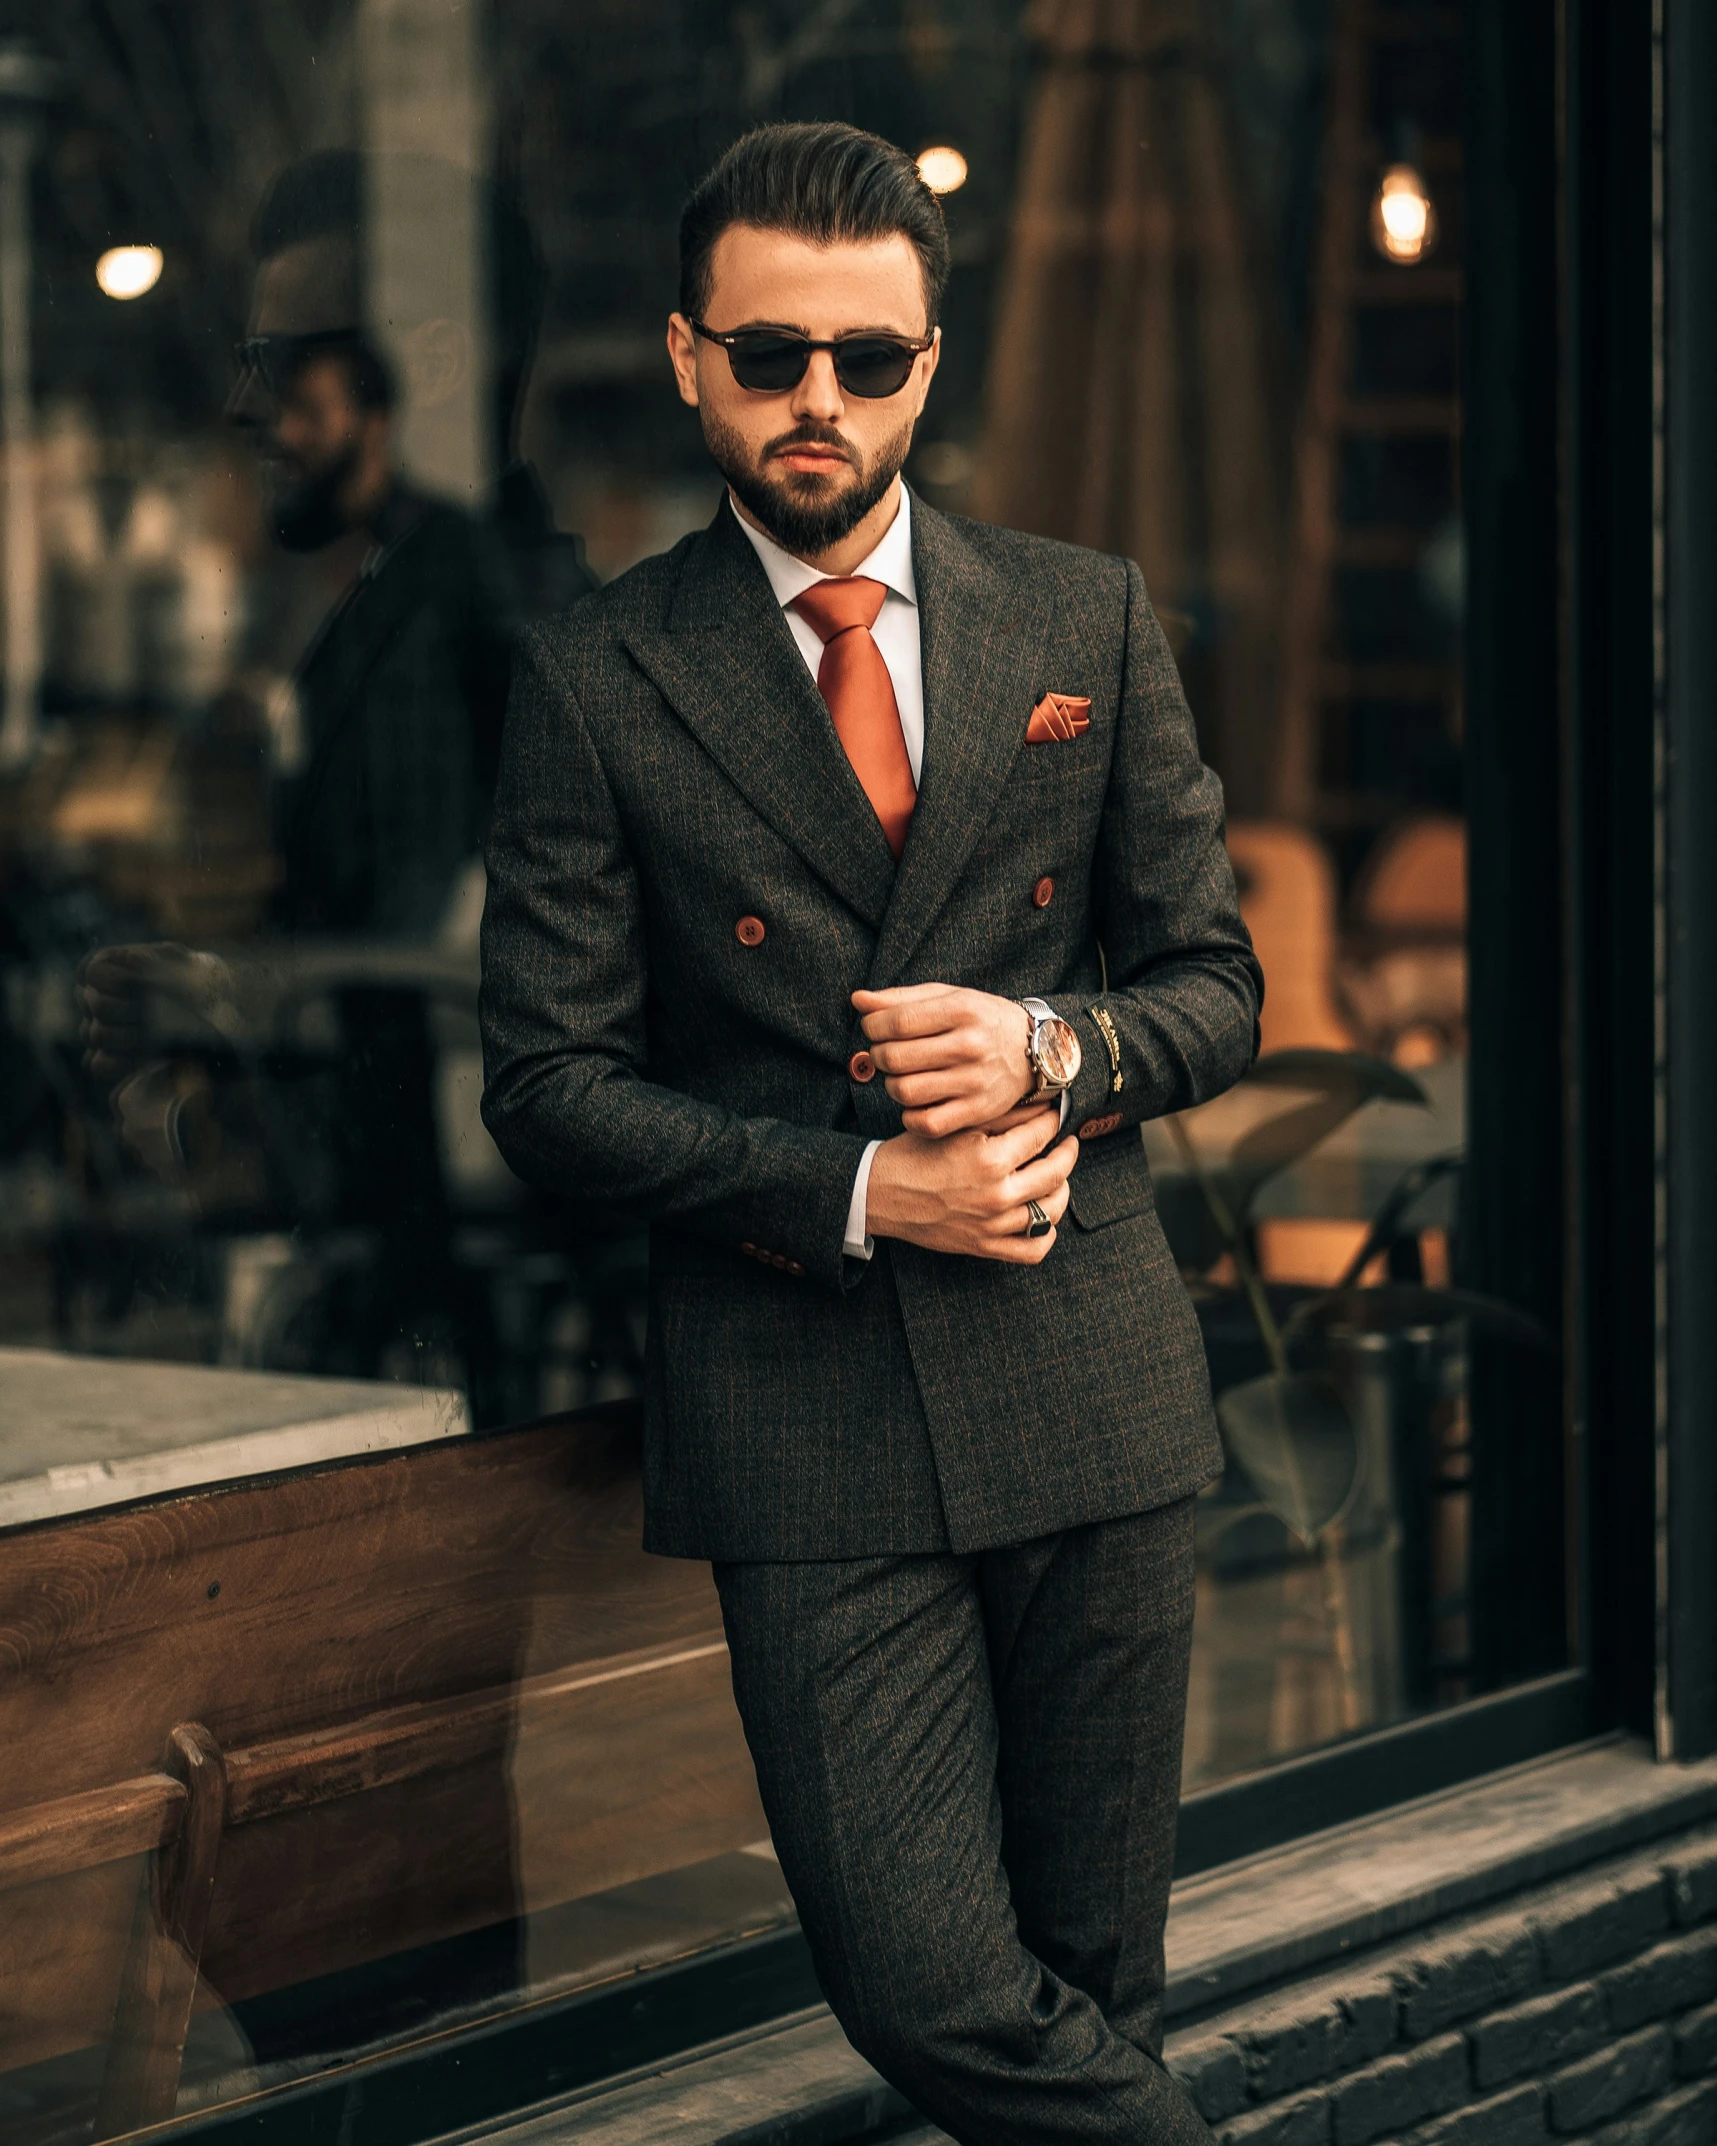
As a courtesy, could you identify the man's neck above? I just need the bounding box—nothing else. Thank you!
[729,476,903,578]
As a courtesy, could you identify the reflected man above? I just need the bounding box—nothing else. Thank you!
[229,151,537,939]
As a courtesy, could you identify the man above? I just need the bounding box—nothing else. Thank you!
[229,149,548,940]
[480,123,1262,2145]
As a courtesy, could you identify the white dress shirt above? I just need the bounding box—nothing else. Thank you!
[732,487,1060,1262]
[732,487,921,1262]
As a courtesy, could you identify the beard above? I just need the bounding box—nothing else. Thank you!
[702,409,914,557]
[266,435,364,553]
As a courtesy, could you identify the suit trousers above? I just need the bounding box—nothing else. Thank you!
[713,1498,1213,2146]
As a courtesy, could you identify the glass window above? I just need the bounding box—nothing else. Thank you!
[0,2,1569,2136]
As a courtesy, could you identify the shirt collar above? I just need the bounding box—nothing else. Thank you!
[729,481,917,611]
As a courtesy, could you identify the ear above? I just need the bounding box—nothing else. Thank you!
[912,327,943,419]
[666,313,700,408]
[397,316,470,409]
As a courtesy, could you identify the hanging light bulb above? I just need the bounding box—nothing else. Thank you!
[916,145,968,196]
[96,245,164,299]
[1370,166,1437,265]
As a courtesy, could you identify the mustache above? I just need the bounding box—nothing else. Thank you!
[763,423,859,467]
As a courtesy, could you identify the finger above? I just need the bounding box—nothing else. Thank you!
[976,1103,1045,1135]
[869,1032,981,1076]
[887,1068,984,1110]
[974,1225,1056,1266]
[902,1088,1023,1137]
[987,1108,1064,1170]
[851,984,951,1007]
[1004,1136,1082,1207]
[858,996,967,1044]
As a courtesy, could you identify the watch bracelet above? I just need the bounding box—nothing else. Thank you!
[1088,1003,1124,1094]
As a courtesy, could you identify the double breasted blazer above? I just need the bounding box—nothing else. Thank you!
[479,494,1262,1560]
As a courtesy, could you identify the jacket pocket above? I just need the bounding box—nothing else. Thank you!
[1067,1136,1154,1230]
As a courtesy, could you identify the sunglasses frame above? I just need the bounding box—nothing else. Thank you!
[232,328,363,399]
[690,319,935,398]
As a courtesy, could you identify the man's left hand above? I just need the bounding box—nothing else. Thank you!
[852,984,1035,1137]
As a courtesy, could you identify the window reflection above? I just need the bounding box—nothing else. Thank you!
[0,2,1564,2137]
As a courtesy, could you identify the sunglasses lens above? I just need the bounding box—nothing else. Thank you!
[834,340,918,398]
[725,334,811,393]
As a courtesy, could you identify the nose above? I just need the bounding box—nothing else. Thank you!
[225,363,272,428]
[789,348,844,424]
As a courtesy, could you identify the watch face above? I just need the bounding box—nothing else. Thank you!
[1034,1014,1082,1087]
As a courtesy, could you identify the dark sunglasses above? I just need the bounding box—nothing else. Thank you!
[232,328,360,399]
[691,320,934,398]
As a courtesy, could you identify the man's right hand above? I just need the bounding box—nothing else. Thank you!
[864,1109,1078,1264]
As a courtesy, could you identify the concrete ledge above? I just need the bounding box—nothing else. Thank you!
[1166,1739,1717,2021]
[432,1739,1717,2146]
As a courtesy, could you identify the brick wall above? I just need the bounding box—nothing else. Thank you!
[1166,1826,1717,2146]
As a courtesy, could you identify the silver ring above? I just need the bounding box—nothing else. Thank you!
[1026,1199,1052,1239]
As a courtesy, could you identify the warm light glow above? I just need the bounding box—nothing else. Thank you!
[916,145,968,195]
[95,245,164,300]
[1370,166,1436,264]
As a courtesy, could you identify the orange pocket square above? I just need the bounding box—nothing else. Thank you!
[1026,692,1091,743]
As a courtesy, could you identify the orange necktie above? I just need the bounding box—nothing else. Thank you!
[791,578,917,860]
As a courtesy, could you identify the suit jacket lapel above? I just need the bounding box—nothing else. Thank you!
[619,502,897,928]
[867,497,1054,985]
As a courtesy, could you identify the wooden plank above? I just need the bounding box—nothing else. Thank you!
[0,1403,719,1810]
[223,1637,731,1824]
[92,1724,227,2139]
[197,1645,766,2006]
[0,1861,144,2073]
[0,1772,183,1894]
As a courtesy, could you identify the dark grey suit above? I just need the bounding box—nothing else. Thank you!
[480,493,1261,2144]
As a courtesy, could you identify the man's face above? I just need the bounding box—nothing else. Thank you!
[667,225,940,557]
[228,238,386,552]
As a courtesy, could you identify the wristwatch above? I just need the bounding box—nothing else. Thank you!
[1021,1002,1082,1103]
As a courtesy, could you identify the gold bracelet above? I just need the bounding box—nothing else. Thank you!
[1089,1003,1123,1094]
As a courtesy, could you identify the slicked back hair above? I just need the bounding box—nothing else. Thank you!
[679,123,951,327]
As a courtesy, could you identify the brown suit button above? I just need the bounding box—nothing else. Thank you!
[736,915,766,947]
[849,1049,875,1082]
[1077,1112,1123,1140]
[1033,876,1055,908]
[740,1241,757,1256]
[787,1261,805,1277]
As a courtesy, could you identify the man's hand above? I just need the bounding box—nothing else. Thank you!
[78,943,233,1086]
[864,1109,1078,1264]
[853,983,1034,1137]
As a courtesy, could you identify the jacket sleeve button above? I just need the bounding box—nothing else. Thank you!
[1032,876,1055,908]
[787,1261,805,1277]
[736,915,766,946]
[849,1049,875,1082]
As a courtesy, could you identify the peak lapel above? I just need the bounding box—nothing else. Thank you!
[868,499,1053,985]
[619,504,897,928]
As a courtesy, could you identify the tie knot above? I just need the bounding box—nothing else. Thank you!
[791,576,887,643]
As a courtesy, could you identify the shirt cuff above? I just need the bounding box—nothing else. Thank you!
[844,1139,880,1261]
[1022,998,1072,1128]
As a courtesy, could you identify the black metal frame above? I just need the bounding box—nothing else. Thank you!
[1662,0,1717,1762]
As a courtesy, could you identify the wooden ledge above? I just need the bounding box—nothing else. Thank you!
[0,1772,184,1893]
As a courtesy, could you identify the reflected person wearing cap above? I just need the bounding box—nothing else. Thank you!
[480,122,1262,2146]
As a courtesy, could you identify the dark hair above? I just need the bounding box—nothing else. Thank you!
[251,150,548,461]
[679,123,951,327]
